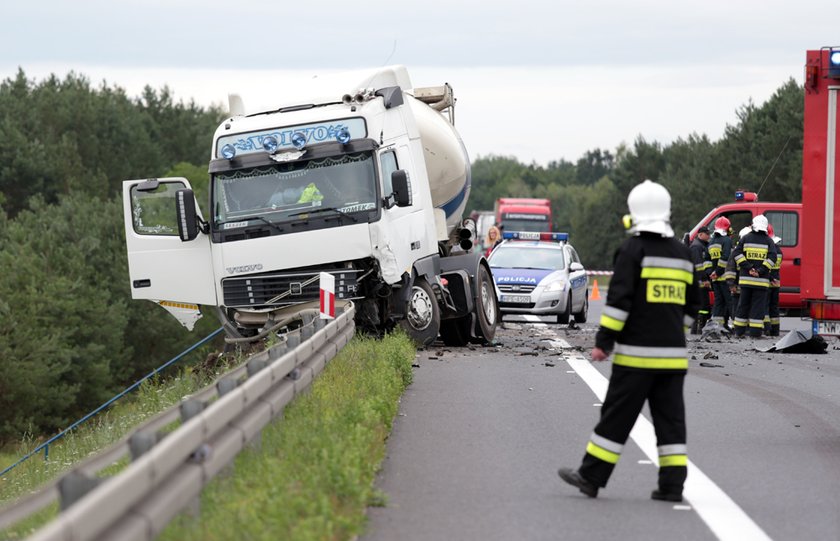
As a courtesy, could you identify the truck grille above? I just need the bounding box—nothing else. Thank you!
[497,284,536,293]
[222,269,361,308]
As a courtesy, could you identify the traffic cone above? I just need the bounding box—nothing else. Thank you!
[589,279,601,301]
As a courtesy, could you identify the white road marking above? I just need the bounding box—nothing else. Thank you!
[562,351,772,541]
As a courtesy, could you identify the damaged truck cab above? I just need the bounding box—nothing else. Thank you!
[123,66,498,347]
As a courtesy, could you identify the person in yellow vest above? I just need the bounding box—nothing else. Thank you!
[558,180,700,502]
[764,223,782,336]
[731,215,777,338]
[297,182,324,204]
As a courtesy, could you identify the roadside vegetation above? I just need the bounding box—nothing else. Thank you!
[1,333,414,540]
[159,333,415,541]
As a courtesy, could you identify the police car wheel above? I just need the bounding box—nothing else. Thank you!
[557,294,572,325]
[573,292,589,324]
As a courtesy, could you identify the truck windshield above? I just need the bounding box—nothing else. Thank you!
[212,152,377,226]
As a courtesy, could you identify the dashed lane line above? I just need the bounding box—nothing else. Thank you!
[545,335,772,541]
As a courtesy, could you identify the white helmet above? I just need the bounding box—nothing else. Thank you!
[752,214,769,233]
[773,236,782,244]
[626,180,673,237]
[738,226,752,240]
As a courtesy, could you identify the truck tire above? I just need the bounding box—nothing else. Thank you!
[472,263,498,343]
[557,293,572,325]
[573,292,589,323]
[440,315,471,346]
[400,279,440,347]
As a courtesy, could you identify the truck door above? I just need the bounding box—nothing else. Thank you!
[122,178,217,305]
[827,85,840,297]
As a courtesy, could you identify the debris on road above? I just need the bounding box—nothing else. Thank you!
[544,361,556,367]
[703,352,719,360]
[700,320,731,342]
[699,362,724,368]
[757,329,828,354]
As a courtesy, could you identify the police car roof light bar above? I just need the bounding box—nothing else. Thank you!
[502,231,569,242]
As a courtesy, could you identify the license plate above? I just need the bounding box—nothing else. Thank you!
[814,319,840,336]
[502,295,531,303]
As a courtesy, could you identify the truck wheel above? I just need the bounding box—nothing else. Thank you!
[440,315,471,346]
[472,263,498,343]
[573,292,589,323]
[400,279,440,347]
[557,293,572,324]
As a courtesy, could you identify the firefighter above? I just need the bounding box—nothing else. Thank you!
[765,224,782,336]
[689,226,712,333]
[726,226,752,316]
[558,180,700,502]
[731,215,777,338]
[708,217,734,329]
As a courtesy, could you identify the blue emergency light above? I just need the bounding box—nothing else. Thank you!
[829,49,840,79]
[734,190,758,202]
[502,231,569,242]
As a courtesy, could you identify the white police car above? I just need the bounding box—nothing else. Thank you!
[487,231,589,324]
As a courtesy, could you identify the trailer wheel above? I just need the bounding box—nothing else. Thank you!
[400,278,440,347]
[472,263,498,343]
[440,315,471,346]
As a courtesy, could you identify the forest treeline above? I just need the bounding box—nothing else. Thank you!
[0,69,804,444]
[0,70,224,444]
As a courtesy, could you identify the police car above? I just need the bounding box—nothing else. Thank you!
[487,231,589,323]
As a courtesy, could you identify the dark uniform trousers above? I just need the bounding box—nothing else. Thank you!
[734,286,768,337]
[580,367,687,491]
[711,279,733,325]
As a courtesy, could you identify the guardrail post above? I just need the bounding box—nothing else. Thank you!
[217,377,238,396]
[247,358,267,376]
[59,471,103,511]
[129,431,160,461]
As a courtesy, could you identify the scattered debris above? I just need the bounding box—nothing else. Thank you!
[544,361,556,367]
[700,320,731,342]
[411,363,420,368]
[699,362,724,368]
[703,352,719,360]
[568,320,579,330]
[757,329,828,354]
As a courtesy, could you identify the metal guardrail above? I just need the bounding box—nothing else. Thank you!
[0,302,355,541]
[1,328,225,479]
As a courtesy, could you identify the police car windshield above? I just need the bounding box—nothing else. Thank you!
[489,245,565,270]
[212,152,377,226]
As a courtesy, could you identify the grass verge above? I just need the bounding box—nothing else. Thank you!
[0,355,238,540]
[159,332,415,541]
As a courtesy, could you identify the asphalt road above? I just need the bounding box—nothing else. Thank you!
[362,297,840,541]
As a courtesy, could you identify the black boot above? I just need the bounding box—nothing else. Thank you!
[651,489,683,502]
[558,468,598,498]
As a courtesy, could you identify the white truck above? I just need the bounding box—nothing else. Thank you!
[122,66,498,347]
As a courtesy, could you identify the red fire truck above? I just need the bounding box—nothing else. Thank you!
[802,47,840,336]
[687,192,803,312]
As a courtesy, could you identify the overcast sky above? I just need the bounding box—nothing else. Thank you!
[3,0,837,165]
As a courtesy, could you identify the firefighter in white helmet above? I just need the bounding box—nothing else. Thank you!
[558,180,700,502]
[731,215,777,338]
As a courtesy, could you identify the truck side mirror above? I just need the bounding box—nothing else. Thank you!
[392,170,412,207]
[176,189,200,241]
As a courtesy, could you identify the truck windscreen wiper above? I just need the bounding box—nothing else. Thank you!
[288,207,358,223]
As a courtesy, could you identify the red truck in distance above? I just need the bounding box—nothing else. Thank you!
[494,198,552,233]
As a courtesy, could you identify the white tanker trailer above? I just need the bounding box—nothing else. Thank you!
[122,66,498,346]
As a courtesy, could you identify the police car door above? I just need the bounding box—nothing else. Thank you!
[123,178,217,307]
